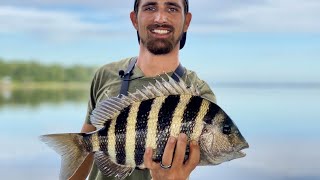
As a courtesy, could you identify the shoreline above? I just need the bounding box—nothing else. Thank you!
[0,82,90,90]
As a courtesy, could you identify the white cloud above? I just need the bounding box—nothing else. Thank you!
[0,0,319,43]
[0,6,131,41]
[0,0,132,10]
[190,0,320,33]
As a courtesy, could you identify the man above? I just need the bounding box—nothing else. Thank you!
[71,0,216,179]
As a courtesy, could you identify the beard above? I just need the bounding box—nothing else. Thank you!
[140,24,184,55]
[146,38,175,55]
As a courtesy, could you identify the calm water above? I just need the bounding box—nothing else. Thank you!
[0,86,319,180]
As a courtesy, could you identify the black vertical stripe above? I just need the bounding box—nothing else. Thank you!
[180,96,203,164]
[154,95,180,162]
[115,106,130,165]
[181,96,203,136]
[97,120,112,152]
[203,102,220,124]
[134,99,154,166]
[82,133,93,152]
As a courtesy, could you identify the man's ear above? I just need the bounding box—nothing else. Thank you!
[184,12,192,32]
[130,11,138,30]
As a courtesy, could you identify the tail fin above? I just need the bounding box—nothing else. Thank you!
[40,133,90,180]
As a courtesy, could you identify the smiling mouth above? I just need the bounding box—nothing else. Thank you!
[150,29,172,35]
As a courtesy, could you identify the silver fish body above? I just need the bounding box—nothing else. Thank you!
[40,75,249,180]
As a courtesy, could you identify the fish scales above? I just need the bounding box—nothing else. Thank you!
[82,134,93,152]
[145,96,166,151]
[102,95,208,165]
[170,94,192,137]
[98,120,111,152]
[181,96,203,137]
[40,75,249,180]
[107,110,117,164]
[190,99,210,140]
[134,99,154,167]
[88,94,207,166]
[154,95,180,162]
[125,101,140,167]
[115,106,130,165]
[91,133,100,151]
[84,95,215,166]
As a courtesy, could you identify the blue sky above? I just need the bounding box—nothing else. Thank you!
[0,0,319,83]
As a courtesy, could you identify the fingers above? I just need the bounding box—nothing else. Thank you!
[144,147,158,170]
[145,134,200,180]
[161,136,176,167]
[184,140,200,172]
[172,133,188,167]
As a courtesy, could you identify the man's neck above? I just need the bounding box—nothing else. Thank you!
[136,45,180,77]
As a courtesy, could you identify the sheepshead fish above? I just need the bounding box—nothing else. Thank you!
[40,75,249,180]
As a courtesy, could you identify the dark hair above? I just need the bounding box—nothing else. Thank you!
[134,0,189,14]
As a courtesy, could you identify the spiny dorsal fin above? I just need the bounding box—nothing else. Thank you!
[90,74,200,128]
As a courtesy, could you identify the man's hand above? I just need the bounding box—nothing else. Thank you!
[144,133,200,180]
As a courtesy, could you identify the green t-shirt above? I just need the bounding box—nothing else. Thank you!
[85,57,216,180]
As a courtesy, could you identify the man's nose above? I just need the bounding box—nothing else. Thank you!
[154,11,168,23]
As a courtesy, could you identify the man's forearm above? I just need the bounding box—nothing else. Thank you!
[69,153,94,180]
[70,123,96,179]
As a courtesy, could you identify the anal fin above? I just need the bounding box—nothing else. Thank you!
[94,151,134,180]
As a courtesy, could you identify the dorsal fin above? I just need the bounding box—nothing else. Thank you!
[90,74,200,128]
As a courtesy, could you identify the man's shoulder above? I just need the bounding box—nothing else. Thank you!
[184,67,216,103]
[90,57,133,86]
[98,57,131,73]
[184,68,202,83]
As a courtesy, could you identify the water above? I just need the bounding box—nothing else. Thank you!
[0,86,319,180]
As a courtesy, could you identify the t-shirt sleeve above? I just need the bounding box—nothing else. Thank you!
[185,70,217,104]
[197,79,217,103]
[84,69,101,125]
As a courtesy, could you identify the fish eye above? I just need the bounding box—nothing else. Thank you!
[203,127,210,133]
[222,124,231,135]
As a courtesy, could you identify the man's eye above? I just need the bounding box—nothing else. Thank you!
[145,7,156,11]
[168,8,178,12]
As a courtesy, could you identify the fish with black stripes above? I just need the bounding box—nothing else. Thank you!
[40,75,249,180]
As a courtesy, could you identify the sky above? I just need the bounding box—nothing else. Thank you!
[0,0,319,83]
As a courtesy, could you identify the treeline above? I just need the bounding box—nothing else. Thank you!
[0,88,88,107]
[0,58,96,82]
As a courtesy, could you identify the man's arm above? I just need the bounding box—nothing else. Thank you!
[69,123,96,180]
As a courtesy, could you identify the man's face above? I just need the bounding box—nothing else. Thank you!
[131,0,191,55]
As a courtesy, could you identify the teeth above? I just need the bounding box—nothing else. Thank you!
[153,29,170,34]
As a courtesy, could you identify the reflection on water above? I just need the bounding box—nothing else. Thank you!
[0,88,88,107]
[0,85,320,180]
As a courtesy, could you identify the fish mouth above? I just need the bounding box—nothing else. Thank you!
[235,142,249,158]
[237,150,246,158]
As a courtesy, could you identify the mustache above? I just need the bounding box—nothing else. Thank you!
[147,24,174,31]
